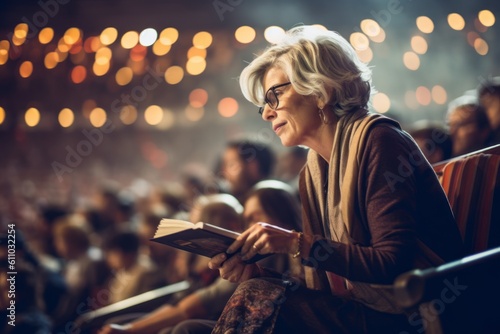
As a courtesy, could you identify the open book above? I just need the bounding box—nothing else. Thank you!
[150,219,271,263]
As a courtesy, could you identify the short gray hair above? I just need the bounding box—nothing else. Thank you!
[239,25,372,117]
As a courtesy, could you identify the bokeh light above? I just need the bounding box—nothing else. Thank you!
[431,85,448,105]
[235,26,256,44]
[121,31,139,49]
[360,19,381,37]
[416,86,432,105]
[218,97,239,118]
[120,105,138,125]
[372,93,391,113]
[115,67,134,86]
[193,31,213,49]
[159,28,179,45]
[25,107,40,127]
[89,107,107,127]
[448,13,466,31]
[350,32,369,51]
[189,89,209,108]
[144,105,164,125]
[71,65,87,84]
[185,106,204,122]
[58,108,75,128]
[0,106,5,124]
[264,26,285,44]
[356,47,373,63]
[403,51,420,70]
[139,28,158,47]
[416,16,434,33]
[478,10,495,27]
[100,27,118,46]
[186,56,206,75]
[411,36,428,54]
[19,61,33,78]
[39,27,54,44]
[164,66,184,84]
[474,38,489,55]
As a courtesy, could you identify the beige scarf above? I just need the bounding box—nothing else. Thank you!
[299,109,442,314]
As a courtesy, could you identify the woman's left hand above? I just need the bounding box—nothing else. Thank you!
[227,222,299,261]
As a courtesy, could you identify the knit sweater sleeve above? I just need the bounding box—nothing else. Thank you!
[303,124,452,284]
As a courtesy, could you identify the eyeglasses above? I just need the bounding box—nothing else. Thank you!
[258,82,291,115]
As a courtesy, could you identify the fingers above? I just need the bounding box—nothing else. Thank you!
[208,253,227,270]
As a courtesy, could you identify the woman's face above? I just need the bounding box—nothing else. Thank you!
[261,67,322,147]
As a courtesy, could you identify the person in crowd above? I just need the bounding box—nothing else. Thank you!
[102,229,165,305]
[209,25,464,333]
[446,94,492,157]
[97,193,244,334]
[219,139,275,203]
[408,120,452,164]
[478,76,500,145]
[51,216,110,330]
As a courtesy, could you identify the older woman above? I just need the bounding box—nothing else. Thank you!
[209,25,464,333]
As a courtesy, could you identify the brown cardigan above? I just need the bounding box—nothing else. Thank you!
[299,117,464,312]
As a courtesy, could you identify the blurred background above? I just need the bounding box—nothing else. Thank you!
[0,0,499,218]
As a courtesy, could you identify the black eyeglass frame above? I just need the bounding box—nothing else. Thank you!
[258,82,292,115]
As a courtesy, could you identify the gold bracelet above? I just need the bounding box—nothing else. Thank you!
[292,231,303,259]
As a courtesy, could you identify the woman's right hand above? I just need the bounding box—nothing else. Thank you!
[208,253,261,284]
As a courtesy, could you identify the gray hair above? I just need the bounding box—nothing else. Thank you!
[239,25,372,117]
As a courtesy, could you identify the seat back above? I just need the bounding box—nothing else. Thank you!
[436,153,500,255]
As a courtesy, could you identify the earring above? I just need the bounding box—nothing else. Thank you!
[318,108,327,123]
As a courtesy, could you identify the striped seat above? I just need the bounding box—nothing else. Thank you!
[437,153,500,255]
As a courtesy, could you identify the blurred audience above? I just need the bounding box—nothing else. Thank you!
[219,139,275,203]
[478,76,500,145]
[446,94,492,157]
[408,121,453,164]
[274,146,308,194]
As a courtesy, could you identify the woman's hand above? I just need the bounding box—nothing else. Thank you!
[208,252,261,283]
[228,222,300,261]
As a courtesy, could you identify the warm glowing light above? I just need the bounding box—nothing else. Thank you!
[100,27,118,46]
[235,26,256,44]
[58,108,74,127]
[0,106,5,124]
[89,107,107,127]
[95,47,112,65]
[39,27,54,44]
[121,31,139,49]
[144,105,164,125]
[411,36,428,54]
[360,19,380,37]
[369,28,386,43]
[25,107,40,127]
[0,40,9,65]
[372,93,391,113]
[152,40,171,56]
[58,38,71,53]
[187,46,207,59]
[164,66,184,84]
[431,85,447,105]
[14,23,28,39]
[467,31,480,46]
[93,61,110,76]
[189,89,209,108]
[159,28,179,45]
[403,51,420,71]
[416,86,431,106]
[356,47,373,63]
[186,56,206,75]
[140,28,158,47]
[416,16,434,34]
[185,106,204,122]
[115,67,133,86]
[64,27,81,45]
[193,31,213,49]
[120,105,138,125]
[218,97,238,118]
[56,49,69,63]
[474,38,489,55]
[405,90,419,110]
[350,32,369,51]
[478,10,495,27]
[264,26,285,44]
[44,52,59,69]
[448,13,465,31]
[19,61,33,78]
[71,65,87,84]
